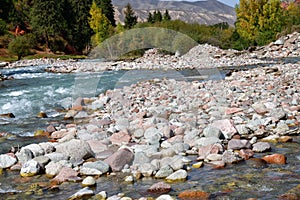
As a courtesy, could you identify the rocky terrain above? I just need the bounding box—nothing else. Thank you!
[112,0,236,26]
[6,32,296,73]
[0,32,299,199]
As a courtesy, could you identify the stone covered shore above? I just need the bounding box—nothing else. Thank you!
[0,32,299,199]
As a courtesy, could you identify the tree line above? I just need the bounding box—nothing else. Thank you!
[0,0,300,59]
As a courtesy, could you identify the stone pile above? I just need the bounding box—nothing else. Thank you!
[0,60,299,199]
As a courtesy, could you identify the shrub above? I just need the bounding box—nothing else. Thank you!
[0,19,7,35]
[8,35,32,60]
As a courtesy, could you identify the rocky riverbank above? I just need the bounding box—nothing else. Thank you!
[0,32,299,199]
[3,32,300,74]
[1,59,300,199]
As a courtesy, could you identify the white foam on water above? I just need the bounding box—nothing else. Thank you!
[7,90,27,97]
[55,87,70,94]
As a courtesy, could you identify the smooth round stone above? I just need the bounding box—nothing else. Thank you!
[192,161,203,168]
[124,175,134,183]
[82,176,96,187]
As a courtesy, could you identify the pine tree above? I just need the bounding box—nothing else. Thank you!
[163,10,171,21]
[94,0,116,26]
[124,3,137,29]
[153,10,162,22]
[147,12,154,23]
[64,0,93,53]
[30,0,66,49]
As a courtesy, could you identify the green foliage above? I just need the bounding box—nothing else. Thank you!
[30,0,66,48]
[8,35,33,60]
[89,1,112,45]
[0,19,7,35]
[124,3,138,29]
[94,0,115,26]
[153,10,162,22]
[147,13,154,23]
[163,10,171,21]
[64,0,93,53]
[0,34,14,48]
[235,0,285,46]
[49,36,66,53]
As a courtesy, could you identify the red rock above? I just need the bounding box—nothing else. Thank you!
[198,143,223,160]
[109,131,131,145]
[87,140,108,154]
[211,119,237,138]
[238,149,254,160]
[178,190,210,200]
[71,105,83,111]
[262,154,286,165]
[51,167,80,184]
[147,181,171,194]
[225,107,243,115]
[104,148,134,172]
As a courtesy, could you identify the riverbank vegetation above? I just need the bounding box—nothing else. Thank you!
[0,0,300,61]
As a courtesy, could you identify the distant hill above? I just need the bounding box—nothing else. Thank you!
[112,0,236,26]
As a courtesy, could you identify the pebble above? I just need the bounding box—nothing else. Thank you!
[82,176,96,187]
[165,169,188,182]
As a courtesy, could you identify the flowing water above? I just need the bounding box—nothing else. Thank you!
[0,62,299,199]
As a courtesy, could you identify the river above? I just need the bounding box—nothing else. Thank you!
[0,62,299,199]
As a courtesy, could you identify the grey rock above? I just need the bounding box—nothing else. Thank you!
[228,139,252,150]
[55,139,94,160]
[133,152,150,166]
[194,137,221,148]
[133,128,144,139]
[252,142,271,152]
[45,161,63,177]
[33,156,50,168]
[20,160,41,177]
[274,39,284,45]
[203,126,223,138]
[222,150,243,164]
[274,123,289,135]
[144,127,162,145]
[155,165,174,178]
[69,187,94,200]
[0,154,17,169]
[270,109,286,122]
[82,176,96,186]
[22,144,45,157]
[74,111,88,119]
[235,124,251,135]
[116,118,129,131]
[156,195,174,200]
[206,153,223,161]
[138,163,156,177]
[16,148,33,164]
[39,142,55,154]
[165,169,187,181]
[80,160,110,175]
[44,152,69,162]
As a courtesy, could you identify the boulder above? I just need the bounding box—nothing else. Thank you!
[166,169,188,182]
[211,119,237,139]
[52,167,80,183]
[45,161,63,177]
[203,126,223,138]
[147,181,171,194]
[262,154,286,165]
[20,160,41,177]
[55,139,94,160]
[80,160,110,175]
[252,142,271,152]
[155,165,174,178]
[104,148,134,172]
[82,176,96,187]
[227,139,252,150]
[0,154,17,169]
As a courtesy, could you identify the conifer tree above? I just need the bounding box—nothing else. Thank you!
[124,3,137,29]
[147,12,154,23]
[163,10,171,21]
[94,0,116,26]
